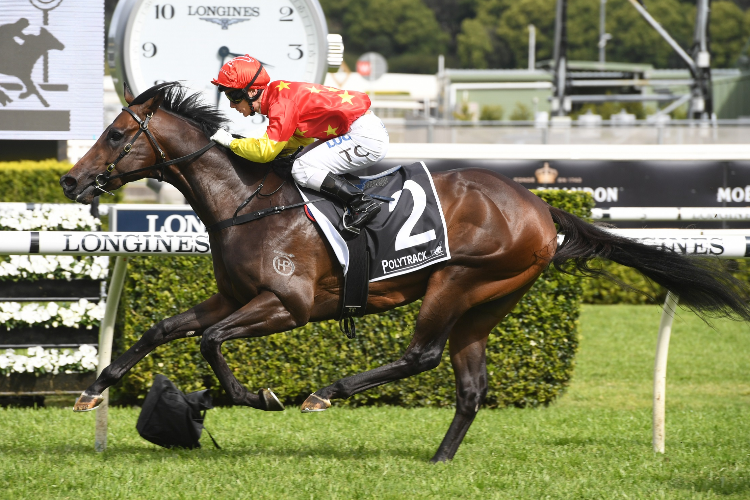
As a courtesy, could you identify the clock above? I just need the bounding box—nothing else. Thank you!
[107,0,343,137]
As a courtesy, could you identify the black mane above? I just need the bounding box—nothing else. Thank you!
[129,81,229,138]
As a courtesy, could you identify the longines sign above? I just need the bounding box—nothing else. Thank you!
[0,231,211,256]
[0,0,104,139]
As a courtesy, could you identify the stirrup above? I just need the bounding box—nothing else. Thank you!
[342,208,361,234]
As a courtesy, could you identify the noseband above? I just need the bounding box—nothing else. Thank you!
[86,106,216,196]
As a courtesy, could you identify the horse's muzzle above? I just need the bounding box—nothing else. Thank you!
[60,174,78,199]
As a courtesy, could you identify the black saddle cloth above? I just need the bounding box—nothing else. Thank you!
[299,162,450,282]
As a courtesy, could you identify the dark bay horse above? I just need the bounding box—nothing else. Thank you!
[60,83,750,462]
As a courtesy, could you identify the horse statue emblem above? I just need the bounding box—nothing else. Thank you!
[0,18,64,108]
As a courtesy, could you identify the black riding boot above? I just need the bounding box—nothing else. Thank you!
[319,173,381,232]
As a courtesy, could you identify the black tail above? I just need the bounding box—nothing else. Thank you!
[549,206,750,321]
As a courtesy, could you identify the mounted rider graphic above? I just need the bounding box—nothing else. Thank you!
[210,55,389,232]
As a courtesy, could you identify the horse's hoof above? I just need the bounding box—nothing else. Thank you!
[300,393,331,412]
[73,391,103,412]
[259,388,285,411]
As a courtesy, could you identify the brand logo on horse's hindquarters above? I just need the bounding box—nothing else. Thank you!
[273,250,295,276]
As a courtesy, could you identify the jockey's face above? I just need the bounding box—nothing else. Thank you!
[228,89,261,117]
[229,98,252,117]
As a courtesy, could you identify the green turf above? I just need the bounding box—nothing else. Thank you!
[0,305,748,499]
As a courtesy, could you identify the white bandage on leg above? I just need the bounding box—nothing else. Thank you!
[291,113,389,191]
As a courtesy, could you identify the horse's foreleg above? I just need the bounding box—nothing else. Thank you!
[0,89,11,106]
[199,290,304,410]
[430,283,534,463]
[73,293,239,411]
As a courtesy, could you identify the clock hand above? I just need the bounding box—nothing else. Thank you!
[218,46,275,68]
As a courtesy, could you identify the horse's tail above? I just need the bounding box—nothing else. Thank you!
[548,205,750,321]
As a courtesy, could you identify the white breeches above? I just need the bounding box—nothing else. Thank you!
[291,112,389,190]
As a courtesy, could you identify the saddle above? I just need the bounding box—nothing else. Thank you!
[297,162,451,338]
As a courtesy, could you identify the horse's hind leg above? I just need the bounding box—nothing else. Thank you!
[302,274,472,410]
[431,283,534,463]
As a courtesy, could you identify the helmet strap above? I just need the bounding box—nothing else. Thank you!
[241,62,265,115]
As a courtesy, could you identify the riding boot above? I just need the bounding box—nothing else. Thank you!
[319,173,381,232]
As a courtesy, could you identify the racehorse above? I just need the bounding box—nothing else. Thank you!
[0,26,64,107]
[60,83,750,462]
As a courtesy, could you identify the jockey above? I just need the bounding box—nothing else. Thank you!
[210,55,389,231]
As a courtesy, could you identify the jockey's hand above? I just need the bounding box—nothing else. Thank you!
[210,129,234,148]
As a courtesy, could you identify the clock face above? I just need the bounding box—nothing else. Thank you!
[112,0,328,137]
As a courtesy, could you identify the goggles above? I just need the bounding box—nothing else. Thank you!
[225,89,246,104]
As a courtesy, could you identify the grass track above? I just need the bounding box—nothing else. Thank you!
[0,305,748,499]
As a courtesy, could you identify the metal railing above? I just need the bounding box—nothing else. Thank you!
[381,118,750,145]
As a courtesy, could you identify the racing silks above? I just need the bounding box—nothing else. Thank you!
[228,81,371,163]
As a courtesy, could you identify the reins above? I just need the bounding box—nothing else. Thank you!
[88,106,322,231]
[205,147,325,233]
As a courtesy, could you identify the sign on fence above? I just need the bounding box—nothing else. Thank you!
[110,205,205,233]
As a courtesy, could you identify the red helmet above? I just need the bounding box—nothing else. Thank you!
[211,55,270,90]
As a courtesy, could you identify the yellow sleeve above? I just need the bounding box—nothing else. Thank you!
[280,134,315,156]
[229,133,287,163]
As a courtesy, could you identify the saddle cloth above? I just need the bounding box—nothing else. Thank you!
[297,162,451,282]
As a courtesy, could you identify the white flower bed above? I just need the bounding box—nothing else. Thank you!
[0,205,106,375]
[0,345,98,376]
[0,299,105,330]
[0,254,109,281]
[0,204,100,231]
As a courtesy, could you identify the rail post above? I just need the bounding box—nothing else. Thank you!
[653,291,678,453]
[94,256,128,452]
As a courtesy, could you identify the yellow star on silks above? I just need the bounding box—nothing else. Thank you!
[294,128,307,136]
[307,85,321,93]
[276,81,291,91]
[325,87,339,92]
[338,90,355,105]
[325,124,338,136]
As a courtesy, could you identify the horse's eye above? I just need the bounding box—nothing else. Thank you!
[109,131,123,142]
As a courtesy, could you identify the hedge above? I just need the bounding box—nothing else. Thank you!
[111,190,593,408]
[0,160,123,203]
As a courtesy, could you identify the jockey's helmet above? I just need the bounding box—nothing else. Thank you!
[212,54,269,95]
[212,55,269,113]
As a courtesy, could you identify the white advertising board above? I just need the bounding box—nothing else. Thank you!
[0,0,103,139]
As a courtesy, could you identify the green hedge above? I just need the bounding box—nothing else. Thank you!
[112,191,593,408]
[0,160,76,203]
[0,160,123,203]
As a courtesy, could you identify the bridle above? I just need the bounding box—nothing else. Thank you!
[83,102,324,232]
[85,106,216,196]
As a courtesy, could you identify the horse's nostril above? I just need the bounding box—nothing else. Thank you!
[60,175,77,189]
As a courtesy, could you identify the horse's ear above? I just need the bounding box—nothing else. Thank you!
[123,82,135,105]
[142,90,165,115]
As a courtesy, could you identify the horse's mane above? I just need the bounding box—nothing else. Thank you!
[129,81,294,179]
[129,81,229,138]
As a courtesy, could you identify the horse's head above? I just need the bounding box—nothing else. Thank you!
[37,27,64,52]
[60,83,167,204]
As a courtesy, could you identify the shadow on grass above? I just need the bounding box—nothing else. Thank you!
[673,476,750,496]
[0,442,436,462]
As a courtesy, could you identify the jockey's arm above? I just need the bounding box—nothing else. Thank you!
[227,99,313,162]
[228,133,286,163]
